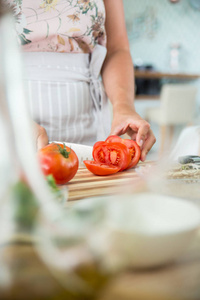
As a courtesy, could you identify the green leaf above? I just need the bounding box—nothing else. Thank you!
[46,174,59,191]
[11,181,39,231]
[23,28,33,34]
[46,174,67,205]
[94,3,98,17]
[19,34,32,45]
[82,8,89,14]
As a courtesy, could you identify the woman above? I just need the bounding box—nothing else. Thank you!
[8,0,156,161]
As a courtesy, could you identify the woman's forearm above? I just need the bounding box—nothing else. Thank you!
[102,48,136,113]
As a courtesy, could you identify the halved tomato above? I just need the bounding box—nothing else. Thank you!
[93,142,131,171]
[105,135,141,169]
[83,160,120,176]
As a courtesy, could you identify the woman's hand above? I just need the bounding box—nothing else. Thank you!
[111,107,156,161]
[34,122,49,150]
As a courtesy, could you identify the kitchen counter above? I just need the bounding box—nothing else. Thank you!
[0,161,200,300]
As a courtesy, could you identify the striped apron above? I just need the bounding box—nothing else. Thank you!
[22,45,111,146]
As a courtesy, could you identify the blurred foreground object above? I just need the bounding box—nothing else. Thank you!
[78,194,200,270]
[0,8,114,300]
[0,0,65,244]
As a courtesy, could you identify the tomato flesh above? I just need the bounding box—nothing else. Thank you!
[92,141,106,163]
[93,142,131,171]
[110,150,118,164]
[83,160,120,176]
[122,139,141,169]
[105,135,141,169]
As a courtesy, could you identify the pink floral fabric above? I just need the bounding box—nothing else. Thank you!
[7,0,106,53]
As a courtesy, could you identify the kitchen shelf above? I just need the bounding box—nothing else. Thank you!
[135,95,160,100]
[135,70,200,80]
[134,70,200,100]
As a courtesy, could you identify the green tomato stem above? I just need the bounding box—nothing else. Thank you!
[57,143,71,159]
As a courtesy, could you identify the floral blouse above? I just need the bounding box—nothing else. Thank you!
[7,0,106,53]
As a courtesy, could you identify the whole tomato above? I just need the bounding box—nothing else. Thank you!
[38,143,79,184]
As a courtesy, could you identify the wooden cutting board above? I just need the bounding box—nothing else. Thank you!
[66,161,153,201]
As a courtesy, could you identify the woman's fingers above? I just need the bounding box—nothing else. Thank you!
[37,130,49,150]
[34,122,49,150]
[110,117,156,161]
[140,129,156,161]
[129,121,150,146]
[110,122,129,136]
[129,122,156,161]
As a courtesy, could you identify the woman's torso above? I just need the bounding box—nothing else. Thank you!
[8,0,106,53]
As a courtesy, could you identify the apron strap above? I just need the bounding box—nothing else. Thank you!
[89,45,111,141]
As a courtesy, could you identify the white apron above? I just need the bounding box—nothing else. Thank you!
[22,45,111,146]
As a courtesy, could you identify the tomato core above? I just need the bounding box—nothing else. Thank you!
[110,150,118,165]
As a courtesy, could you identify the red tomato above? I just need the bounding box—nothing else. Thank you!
[122,139,141,169]
[38,143,79,185]
[83,160,120,176]
[92,141,106,163]
[93,142,131,171]
[106,135,141,169]
[105,135,123,143]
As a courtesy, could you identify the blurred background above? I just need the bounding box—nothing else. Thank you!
[123,0,200,159]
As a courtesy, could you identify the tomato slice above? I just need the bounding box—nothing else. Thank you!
[105,135,141,169]
[105,135,123,143]
[122,139,141,169]
[93,142,131,171]
[92,141,106,163]
[83,160,120,176]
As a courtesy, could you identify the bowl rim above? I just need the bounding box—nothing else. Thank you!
[105,193,200,236]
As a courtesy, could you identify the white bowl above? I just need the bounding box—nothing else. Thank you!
[88,193,200,269]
